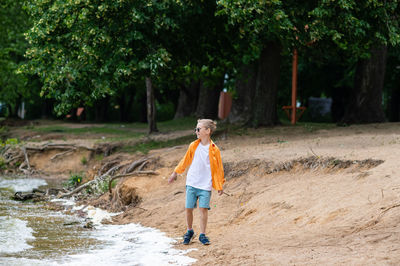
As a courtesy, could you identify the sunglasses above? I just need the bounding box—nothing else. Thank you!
[195,127,203,133]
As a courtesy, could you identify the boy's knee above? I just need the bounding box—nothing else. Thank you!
[199,208,208,213]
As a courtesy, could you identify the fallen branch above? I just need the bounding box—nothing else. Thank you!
[50,148,76,161]
[14,191,45,201]
[58,163,129,198]
[138,161,148,171]
[25,143,95,151]
[125,158,149,174]
[58,179,97,198]
[98,160,119,176]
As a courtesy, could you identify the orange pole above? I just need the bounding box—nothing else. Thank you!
[291,49,298,124]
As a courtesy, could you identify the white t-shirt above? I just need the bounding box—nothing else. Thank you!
[186,143,212,191]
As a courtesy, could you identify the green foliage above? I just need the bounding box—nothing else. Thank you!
[0,138,19,147]
[309,0,400,58]
[80,156,87,165]
[84,178,117,195]
[0,0,36,116]
[66,173,84,188]
[33,125,145,138]
[97,179,117,194]
[22,0,180,116]
[156,101,175,122]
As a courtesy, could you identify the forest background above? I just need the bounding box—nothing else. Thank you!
[1,0,400,132]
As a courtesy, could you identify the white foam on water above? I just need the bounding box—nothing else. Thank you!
[0,177,47,192]
[61,223,197,266]
[51,199,197,265]
[0,217,34,254]
[84,205,122,225]
[0,257,51,266]
[51,198,75,206]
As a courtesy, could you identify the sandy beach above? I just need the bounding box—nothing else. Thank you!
[8,122,400,265]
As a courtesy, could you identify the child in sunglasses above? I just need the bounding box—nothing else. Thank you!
[168,119,225,245]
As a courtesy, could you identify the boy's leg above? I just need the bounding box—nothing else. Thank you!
[197,189,211,235]
[199,208,208,234]
[186,208,194,230]
[185,186,197,231]
[183,186,197,245]
[183,209,195,245]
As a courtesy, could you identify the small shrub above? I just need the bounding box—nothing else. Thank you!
[5,138,18,145]
[91,179,118,195]
[81,156,88,165]
[66,173,84,188]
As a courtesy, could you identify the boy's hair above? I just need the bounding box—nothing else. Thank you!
[198,119,217,134]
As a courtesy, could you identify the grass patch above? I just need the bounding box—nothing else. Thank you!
[33,125,145,140]
[32,118,197,138]
[157,117,197,131]
[122,117,197,132]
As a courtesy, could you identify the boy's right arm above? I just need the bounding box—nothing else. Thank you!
[168,142,193,184]
[174,144,192,174]
[168,172,177,184]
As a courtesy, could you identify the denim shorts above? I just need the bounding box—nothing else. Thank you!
[185,185,211,209]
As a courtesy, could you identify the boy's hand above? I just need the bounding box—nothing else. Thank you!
[218,190,223,196]
[168,172,177,184]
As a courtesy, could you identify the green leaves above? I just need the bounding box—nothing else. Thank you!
[0,0,33,114]
[22,0,180,116]
[309,0,400,57]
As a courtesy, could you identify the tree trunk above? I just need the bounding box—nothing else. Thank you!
[118,91,134,122]
[251,41,282,127]
[195,78,223,119]
[174,80,200,119]
[9,94,22,118]
[341,46,387,124]
[146,77,158,133]
[95,96,109,122]
[228,62,257,124]
[41,99,54,119]
[388,78,400,122]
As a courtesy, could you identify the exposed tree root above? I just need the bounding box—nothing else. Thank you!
[58,157,157,200]
[223,156,384,180]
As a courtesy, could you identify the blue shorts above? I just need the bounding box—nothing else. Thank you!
[185,185,211,210]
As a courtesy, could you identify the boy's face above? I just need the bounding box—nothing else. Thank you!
[195,123,210,139]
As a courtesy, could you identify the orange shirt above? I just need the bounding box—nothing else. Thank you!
[174,139,225,191]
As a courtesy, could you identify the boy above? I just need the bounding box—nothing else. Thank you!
[168,119,225,245]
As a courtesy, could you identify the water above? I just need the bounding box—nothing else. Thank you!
[0,176,196,265]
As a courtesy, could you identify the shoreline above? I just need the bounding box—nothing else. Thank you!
[3,122,400,264]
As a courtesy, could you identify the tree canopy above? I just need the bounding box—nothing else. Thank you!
[0,0,398,126]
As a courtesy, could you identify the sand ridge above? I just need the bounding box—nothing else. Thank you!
[111,123,400,265]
